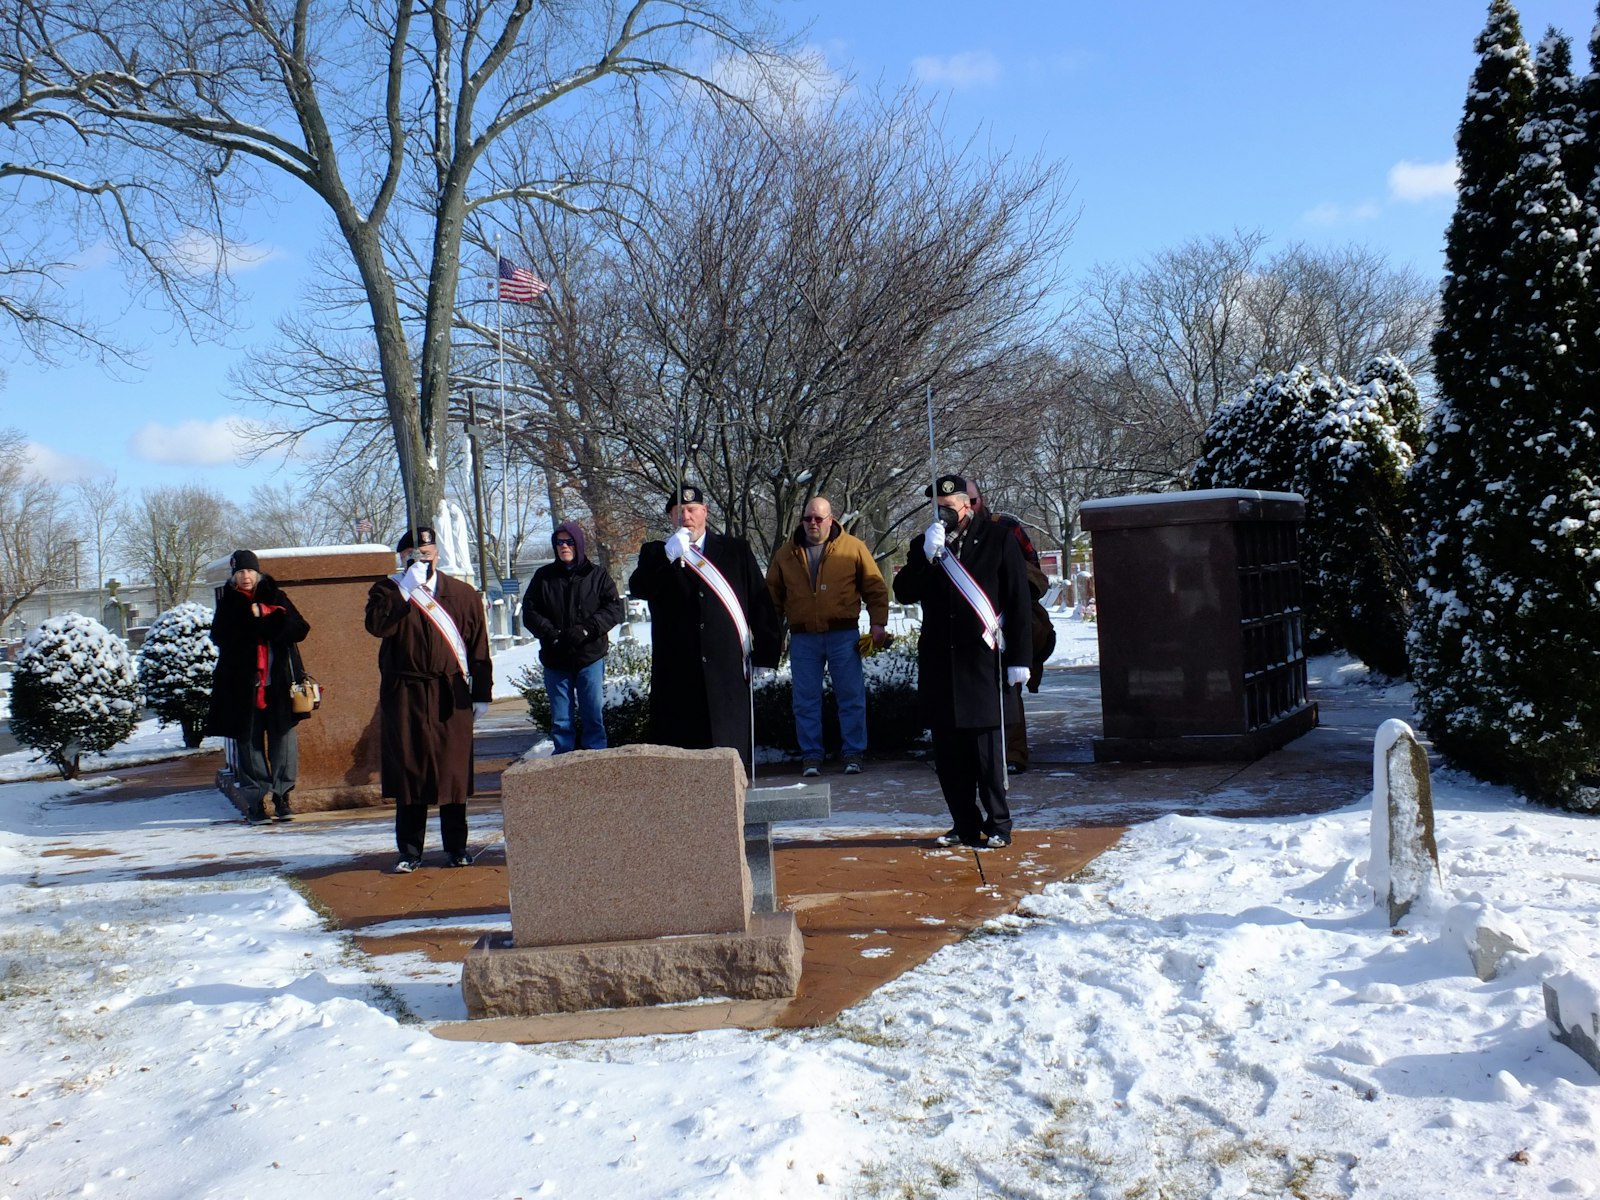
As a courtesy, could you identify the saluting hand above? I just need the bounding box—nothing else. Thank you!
[664,527,693,563]
[922,521,946,561]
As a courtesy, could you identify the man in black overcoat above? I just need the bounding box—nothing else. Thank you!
[893,474,1033,848]
[628,485,782,778]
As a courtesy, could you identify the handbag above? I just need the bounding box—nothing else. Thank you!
[288,644,322,714]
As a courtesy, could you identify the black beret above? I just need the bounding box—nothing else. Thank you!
[395,527,437,552]
[665,485,705,512]
[923,474,970,499]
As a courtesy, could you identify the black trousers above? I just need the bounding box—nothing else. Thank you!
[930,722,1011,839]
[394,802,468,859]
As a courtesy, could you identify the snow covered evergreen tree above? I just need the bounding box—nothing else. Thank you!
[1413,13,1600,809]
[137,601,217,748]
[1301,357,1420,677]
[1196,360,1419,675]
[10,613,142,779]
[1191,366,1313,495]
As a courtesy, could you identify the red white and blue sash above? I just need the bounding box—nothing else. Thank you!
[683,541,753,674]
[937,550,1005,651]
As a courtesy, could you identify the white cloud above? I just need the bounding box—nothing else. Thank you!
[24,443,107,483]
[708,45,846,117]
[911,51,1001,89]
[169,230,281,276]
[1388,159,1459,203]
[1300,200,1382,227]
[128,417,263,466]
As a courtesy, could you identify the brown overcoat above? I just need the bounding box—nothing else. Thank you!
[364,570,493,807]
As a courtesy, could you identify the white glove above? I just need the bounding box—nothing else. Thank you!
[400,559,430,595]
[1006,666,1030,687]
[664,527,693,563]
[922,521,945,560]
[752,666,777,683]
[472,701,490,719]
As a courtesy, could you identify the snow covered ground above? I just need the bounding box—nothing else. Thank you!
[3,615,1599,1197]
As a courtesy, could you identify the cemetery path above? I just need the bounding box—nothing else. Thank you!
[43,666,1414,1041]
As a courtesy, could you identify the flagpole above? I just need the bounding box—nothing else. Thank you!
[496,234,508,587]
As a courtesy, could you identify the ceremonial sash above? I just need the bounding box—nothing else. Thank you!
[683,541,753,672]
[937,550,1006,651]
[395,575,472,683]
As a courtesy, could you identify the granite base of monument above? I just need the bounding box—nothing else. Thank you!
[461,744,804,1019]
[462,912,803,1017]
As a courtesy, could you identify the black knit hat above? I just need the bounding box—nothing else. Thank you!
[228,549,261,574]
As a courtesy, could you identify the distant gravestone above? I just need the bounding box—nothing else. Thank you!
[1543,970,1600,1076]
[1369,719,1441,926]
[1445,903,1531,982]
[462,745,803,1017]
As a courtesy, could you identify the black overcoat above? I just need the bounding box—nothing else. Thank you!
[364,571,493,807]
[628,530,781,764]
[202,575,311,740]
[893,516,1033,729]
[520,559,625,672]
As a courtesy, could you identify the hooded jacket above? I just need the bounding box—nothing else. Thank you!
[520,521,624,672]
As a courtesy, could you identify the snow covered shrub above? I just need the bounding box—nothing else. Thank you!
[1193,362,1419,675]
[136,602,217,748]
[10,613,141,778]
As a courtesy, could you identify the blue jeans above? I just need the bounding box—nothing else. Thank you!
[789,628,867,760]
[547,658,608,753]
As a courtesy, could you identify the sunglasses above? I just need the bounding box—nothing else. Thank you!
[801,515,829,524]
[553,537,576,547]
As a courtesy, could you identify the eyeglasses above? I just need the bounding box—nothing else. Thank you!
[553,538,576,547]
[801,515,829,524]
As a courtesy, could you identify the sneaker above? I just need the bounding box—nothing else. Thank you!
[985,831,1013,849]
[934,829,964,847]
[801,761,822,778]
[844,760,862,775]
[445,852,471,868]
[393,857,421,874]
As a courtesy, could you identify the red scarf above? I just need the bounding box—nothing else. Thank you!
[235,585,283,709]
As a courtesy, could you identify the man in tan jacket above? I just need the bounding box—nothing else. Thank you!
[766,496,891,776]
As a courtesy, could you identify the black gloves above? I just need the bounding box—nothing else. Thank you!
[561,624,589,644]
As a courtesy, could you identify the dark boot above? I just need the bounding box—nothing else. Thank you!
[247,799,270,825]
[273,792,293,822]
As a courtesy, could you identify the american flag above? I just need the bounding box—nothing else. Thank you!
[498,254,547,303]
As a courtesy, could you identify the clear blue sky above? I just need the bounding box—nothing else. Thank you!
[7,0,1595,498]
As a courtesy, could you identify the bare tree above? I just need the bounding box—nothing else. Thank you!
[0,429,75,629]
[9,0,787,530]
[481,87,1075,558]
[1069,232,1438,483]
[121,484,238,612]
[71,472,125,594]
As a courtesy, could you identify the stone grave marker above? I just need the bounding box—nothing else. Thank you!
[1543,969,1600,1076]
[1369,718,1441,926]
[461,744,803,1018]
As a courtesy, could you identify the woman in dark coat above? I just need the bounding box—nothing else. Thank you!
[203,549,311,824]
[521,521,625,752]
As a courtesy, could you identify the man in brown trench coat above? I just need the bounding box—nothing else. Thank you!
[365,526,493,872]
